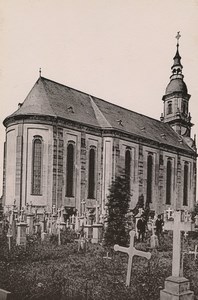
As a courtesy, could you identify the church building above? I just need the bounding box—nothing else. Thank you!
[2,38,197,216]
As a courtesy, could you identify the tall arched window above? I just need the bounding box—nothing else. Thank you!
[166,159,172,205]
[167,102,172,115]
[146,155,153,204]
[32,136,43,195]
[66,143,74,197]
[183,162,188,206]
[125,149,131,190]
[88,148,95,199]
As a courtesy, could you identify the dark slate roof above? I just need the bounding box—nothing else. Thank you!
[5,77,195,153]
[166,78,188,95]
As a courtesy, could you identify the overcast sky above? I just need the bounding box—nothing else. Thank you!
[0,0,198,196]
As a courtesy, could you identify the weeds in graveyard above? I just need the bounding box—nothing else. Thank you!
[0,232,197,300]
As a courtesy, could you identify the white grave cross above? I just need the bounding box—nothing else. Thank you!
[164,210,194,277]
[189,245,197,260]
[114,230,151,286]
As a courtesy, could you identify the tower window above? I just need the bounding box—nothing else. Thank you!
[125,149,131,191]
[146,155,153,204]
[32,136,43,195]
[88,148,96,199]
[166,159,172,205]
[181,101,187,115]
[66,143,74,197]
[183,162,188,206]
[167,102,172,115]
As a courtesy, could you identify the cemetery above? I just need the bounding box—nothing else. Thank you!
[0,199,197,300]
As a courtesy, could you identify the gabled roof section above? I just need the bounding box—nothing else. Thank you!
[4,76,196,154]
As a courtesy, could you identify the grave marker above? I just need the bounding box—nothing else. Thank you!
[188,245,197,260]
[7,225,12,251]
[164,210,194,277]
[114,230,151,286]
[160,210,195,300]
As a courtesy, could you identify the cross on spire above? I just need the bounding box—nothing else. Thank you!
[175,31,181,46]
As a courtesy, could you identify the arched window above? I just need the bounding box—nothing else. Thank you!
[32,137,43,195]
[166,159,172,205]
[125,149,131,190]
[66,143,74,197]
[183,162,188,206]
[167,102,172,115]
[88,148,95,199]
[146,155,153,204]
[181,101,187,115]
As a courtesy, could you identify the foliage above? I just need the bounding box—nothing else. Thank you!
[0,231,198,300]
[104,175,131,246]
[50,228,78,245]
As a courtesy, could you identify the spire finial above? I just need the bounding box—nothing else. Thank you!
[39,68,42,78]
[175,31,181,46]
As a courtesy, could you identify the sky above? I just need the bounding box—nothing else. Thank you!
[0,0,198,196]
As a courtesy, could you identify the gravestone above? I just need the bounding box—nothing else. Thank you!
[103,252,112,260]
[188,245,197,260]
[26,203,34,235]
[16,221,27,246]
[6,225,12,251]
[92,201,103,243]
[0,288,12,300]
[114,230,151,286]
[160,210,195,300]
[150,222,159,249]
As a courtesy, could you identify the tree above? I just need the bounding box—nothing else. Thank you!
[104,175,130,246]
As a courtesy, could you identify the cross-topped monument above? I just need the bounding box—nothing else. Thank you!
[94,201,100,224]
[164,210,194,277]
[114,230,151,286]
[161,209,195,300]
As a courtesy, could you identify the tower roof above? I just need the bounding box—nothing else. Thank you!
[165,78,188,94]
[165,33,188,96]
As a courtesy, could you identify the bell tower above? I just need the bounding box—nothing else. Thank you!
[161,32,193,137]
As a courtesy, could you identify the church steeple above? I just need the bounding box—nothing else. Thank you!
[161,32,193,138]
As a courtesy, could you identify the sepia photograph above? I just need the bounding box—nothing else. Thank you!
[0,1,198,299]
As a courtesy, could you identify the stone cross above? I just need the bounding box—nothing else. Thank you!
[7,225,12,251]
[164,210,194,277]
[81,199,86,216]
[19,208,25,222]
[60,206,65,222]
[114,230,151,286]
[189,245,197,260]
[194,215,198,226]
[52,205,56,215]
[94,201,100,224]
[103,252,112,260]
[164,207,174,220]
[183,210,192,222]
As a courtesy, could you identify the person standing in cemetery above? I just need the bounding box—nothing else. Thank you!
[137,215,147,242]
[155,214,164,244]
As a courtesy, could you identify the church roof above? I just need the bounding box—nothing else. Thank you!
[4,77,195,153]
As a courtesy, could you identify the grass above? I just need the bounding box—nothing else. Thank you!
[0,230,197,300]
